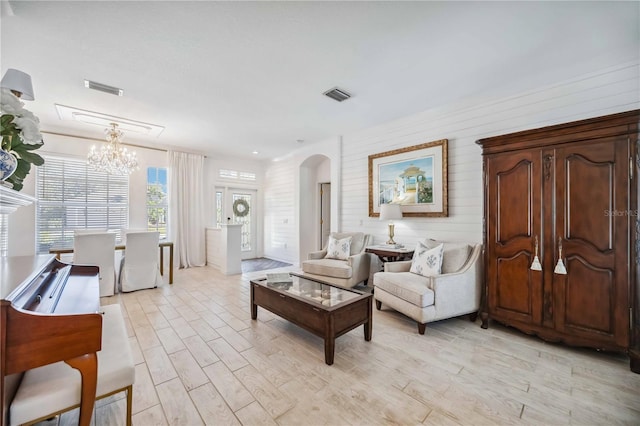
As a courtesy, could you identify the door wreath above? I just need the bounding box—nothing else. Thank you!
[233,198,250,217]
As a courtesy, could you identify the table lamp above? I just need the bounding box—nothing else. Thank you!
[1,68,35,100]
[379,203,403,245]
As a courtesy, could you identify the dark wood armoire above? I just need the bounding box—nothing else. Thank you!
[477,110,640,373]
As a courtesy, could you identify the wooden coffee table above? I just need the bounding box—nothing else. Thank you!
[250,273,372,365]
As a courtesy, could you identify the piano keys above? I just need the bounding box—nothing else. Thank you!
[1,255,103,426]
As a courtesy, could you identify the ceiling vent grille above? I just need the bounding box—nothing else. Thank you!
[323,87,351,102]
[84,80,124,96]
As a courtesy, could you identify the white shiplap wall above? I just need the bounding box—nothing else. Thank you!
[264,159,298,263]
[264,62,639,265]
[263,138,341,264]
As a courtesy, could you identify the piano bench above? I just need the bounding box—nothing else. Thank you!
[9,304,135,426]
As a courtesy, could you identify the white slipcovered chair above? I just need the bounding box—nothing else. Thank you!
[301,232,371,289]
[119,231,163,292]
[373,241,483,334]
[74,232,117,298]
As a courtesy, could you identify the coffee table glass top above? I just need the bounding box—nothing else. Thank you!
[255,273,362,307]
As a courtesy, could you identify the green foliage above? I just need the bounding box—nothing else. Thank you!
[147,184,167,228]
[0,113,44,191]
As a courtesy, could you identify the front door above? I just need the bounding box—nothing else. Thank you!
[232,190,257,260]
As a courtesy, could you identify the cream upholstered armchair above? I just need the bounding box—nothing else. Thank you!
[373,241,483,334]
[301,232,371,289]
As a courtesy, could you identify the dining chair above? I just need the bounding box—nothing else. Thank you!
[74,232,117,297]
[73,229,108,234]
[119,231,163,292]
[120,228,147,244]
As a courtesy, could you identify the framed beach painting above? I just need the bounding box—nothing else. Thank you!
[368,139,448,217]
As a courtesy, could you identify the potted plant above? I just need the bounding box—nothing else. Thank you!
[0,88,44,191]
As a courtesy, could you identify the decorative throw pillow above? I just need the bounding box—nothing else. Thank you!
[410,241,444,277]
[325,236,352,260]
[423,239,471,274]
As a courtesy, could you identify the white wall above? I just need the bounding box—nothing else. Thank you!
[263,137,341,264]
[264,61,640,264]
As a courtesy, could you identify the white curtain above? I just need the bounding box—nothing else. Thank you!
[168,150,206,268]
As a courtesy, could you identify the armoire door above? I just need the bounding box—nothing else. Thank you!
[486,150,543,326]
[553,136,630,347]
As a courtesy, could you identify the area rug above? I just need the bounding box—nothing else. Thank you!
[242,258,292,273]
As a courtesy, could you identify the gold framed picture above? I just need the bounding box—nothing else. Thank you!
[368,139,448,217]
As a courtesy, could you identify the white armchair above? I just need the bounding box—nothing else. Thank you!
[373,242,483,334]
[301,232,371,288]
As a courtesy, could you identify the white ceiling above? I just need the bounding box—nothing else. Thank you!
[1,1,638,160]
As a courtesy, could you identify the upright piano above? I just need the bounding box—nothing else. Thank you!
[1,255,103,426]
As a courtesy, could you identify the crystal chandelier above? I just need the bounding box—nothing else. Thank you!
[87,123,138,175]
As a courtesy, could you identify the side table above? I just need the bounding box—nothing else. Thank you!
[365,245,414,264]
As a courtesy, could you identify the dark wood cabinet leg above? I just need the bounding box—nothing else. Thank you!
[480,311,489,329]
[630,349,640,374]
[375,300,382,310]
[469,312,478,322]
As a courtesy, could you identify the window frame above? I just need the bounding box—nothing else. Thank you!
[146,166,168,239]
[35,154,129,253]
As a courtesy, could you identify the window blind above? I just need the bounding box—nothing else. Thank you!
[219,169,256,182]
[36,156,129,253]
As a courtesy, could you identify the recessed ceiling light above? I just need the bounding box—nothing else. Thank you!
[252,151,259,155]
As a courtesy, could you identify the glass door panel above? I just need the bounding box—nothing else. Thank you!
[232,191,256,259]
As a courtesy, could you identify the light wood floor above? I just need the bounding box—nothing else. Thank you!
[45,265,640,425]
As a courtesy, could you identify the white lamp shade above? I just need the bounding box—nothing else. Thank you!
[1,69,34,100]
[379,203,403,221]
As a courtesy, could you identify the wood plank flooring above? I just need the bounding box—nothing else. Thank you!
[40,265,640,425]
[241,258,293,273]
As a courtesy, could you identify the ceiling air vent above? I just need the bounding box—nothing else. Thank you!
[323,87,351,102]
[84,79,124,96]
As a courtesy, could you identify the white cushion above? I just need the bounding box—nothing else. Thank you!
[330,232,366,255]
[423,239,471,274]
[302,258,353,279]
[374,271,434,307]
[410,242,443,277]
[325,235,352,260]
[10,304,135,426]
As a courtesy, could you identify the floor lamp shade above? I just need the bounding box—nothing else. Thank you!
[379,203,402,245]
[1,68,35,100]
